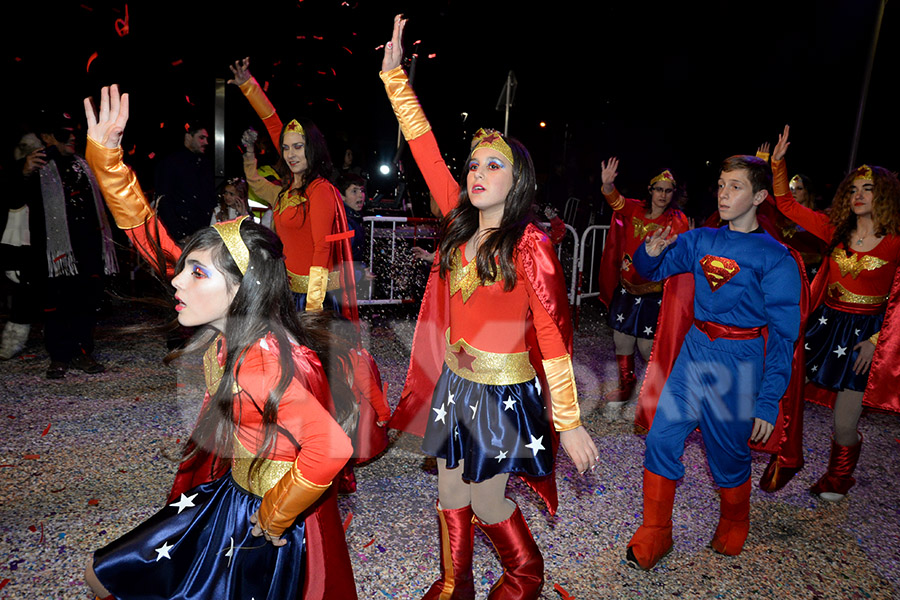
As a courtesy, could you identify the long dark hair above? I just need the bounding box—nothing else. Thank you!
[437,135,537,290]
[828,166,900,253]
[170,220,353,481]
[275,118,334,202]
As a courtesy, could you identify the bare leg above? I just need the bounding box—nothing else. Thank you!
[85,555,112,598]
[470,473,513,524]
[636,337,653,361]
[833,389,863,446]
[613,330,637,356]
[437,458,471,510]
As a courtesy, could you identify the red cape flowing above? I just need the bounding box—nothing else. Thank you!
[390,224,573,515]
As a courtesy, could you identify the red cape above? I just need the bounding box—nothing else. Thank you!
[390,224,573,515]
[635,218,810,461]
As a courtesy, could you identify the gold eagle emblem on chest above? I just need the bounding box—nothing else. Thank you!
[831,247,888,279]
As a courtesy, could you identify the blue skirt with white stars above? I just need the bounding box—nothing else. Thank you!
[93,472,306,600]
[422,365,553,483]
[606,285,663,339]
[805,304,884,392]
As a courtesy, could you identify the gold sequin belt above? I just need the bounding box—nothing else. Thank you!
[824,282,887,314]
[231,435,293,497]
[621,278,663,296]
[444,330,535,386]
[287,269,341,294]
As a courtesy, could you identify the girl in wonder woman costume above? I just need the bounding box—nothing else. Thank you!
[767,125,900,500]
[381,15,598,599]
[82,85,357,600]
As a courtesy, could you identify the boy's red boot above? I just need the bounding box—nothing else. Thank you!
[710,478,751,556]
[626,469,676,570]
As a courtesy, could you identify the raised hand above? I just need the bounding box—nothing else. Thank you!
[241,128,259,154]
[644,225,677,257]
[600,156,619,194]
[772,124,790,161]
[227,57,252,86]
[84,84,129,149]
[382,14,407,73]
[756,141,770,158]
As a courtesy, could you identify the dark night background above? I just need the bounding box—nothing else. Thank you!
[2,0,897,219]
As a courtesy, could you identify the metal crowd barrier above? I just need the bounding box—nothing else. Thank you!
[359,216,608,323]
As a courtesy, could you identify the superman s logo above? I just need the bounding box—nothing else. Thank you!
[699,255,740,291]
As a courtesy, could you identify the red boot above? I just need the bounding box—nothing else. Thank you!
[337,461,357,495]
[626,469,676,570]
[810,433,862,501]
[605,354,636,403]
[710,479,751,556]
[423,503,475,600]
[476,504,543,600]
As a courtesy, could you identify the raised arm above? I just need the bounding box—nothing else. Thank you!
[769,125,834,241]
[229,57,283,149]
[84,85,180,275]
[379,14,459,215]
[599,156,633,212]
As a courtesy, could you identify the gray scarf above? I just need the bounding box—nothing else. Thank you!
[39,156,119,277]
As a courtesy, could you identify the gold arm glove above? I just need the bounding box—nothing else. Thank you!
[868,331,880,346]
[85,137,153,230]
[379,66,432,142]
[256,464,331,538]
[542,354,582,432]
[305,266,329,312]
[771,157,790,198]
[602,187,625,212]
[239,77,277,120]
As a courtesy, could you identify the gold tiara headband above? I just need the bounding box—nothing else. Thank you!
[471,128,514,166]
[649,169,675,186]
[790,174,803,186]
[212,215,250,275]
[853,165,873,182]
[285,119,306,136]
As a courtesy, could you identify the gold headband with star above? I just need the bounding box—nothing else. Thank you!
[285,119,306,136]
[212,216,250,275]
[649,169,676,187]
[853,165,873,182]
[790,174,803,187]
[471,128,515,166]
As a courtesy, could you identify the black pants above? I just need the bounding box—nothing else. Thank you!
[43,274,103,362]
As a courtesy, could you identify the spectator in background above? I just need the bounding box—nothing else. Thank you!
[14,112,118,378]
[155,121,216,242]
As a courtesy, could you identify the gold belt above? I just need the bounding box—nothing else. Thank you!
[825,281,888,307]
[231,435,293,497]
[444,330,535,385]
[621,278,663,295]
[287,269,341,294]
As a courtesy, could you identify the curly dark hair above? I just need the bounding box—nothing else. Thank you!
[437,135,537,291]
[828,165,900,252]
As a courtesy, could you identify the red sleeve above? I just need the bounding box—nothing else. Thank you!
[352,351,391,422]
[408,131,460,217]
[235,343,353,486]
[549,216,566,245]
[524,258,570,360]
[770,193,834,242]
[308,180,339,269]
[125,216,181,279]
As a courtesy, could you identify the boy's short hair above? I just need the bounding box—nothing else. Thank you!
[720,155,772,195]
[336,172,366,196]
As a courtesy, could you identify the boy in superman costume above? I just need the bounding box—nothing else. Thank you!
[625,155,801,570]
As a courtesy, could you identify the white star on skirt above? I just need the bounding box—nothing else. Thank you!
[495,450,508,462]
[616,313,625,322]
[644,326,653,336]
[819,315,828,325]
[525,435,545,456]
[169,493,198,514]
[433,403,447,423]
[155,541,174,561]
[833,345,847,357]
[503,396,516,411]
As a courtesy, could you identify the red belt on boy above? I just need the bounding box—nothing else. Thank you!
[693,319,764,341]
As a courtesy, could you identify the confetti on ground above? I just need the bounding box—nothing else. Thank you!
[41,423,51,436]
[343,512,353,532]
[23,454,40,460]
[88,499,100,506]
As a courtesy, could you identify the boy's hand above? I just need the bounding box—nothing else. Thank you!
[772,124,790,161]
[644,225,677,257]
[559,426,599,474]
[600,156,618,193]
[382,14,407,73]
[750,418,774,444]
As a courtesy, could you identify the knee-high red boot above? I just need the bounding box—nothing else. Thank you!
[605,354,636,403]
[476,504,543,600]
[810,433,863,501]
[710,478,751,556]
[423,503,475,600]
[626,469,676,570]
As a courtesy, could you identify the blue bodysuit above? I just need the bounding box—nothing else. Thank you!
[634,226,801,487]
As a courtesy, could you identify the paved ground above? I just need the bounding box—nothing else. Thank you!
[1,302,898,599]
